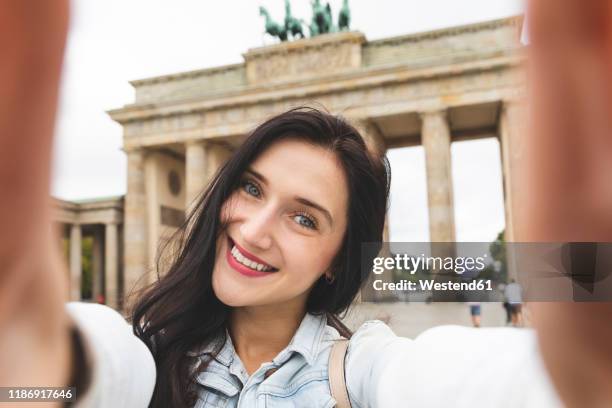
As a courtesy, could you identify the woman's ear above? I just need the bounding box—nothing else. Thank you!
[323,269,335,284]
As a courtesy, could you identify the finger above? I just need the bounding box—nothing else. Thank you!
[528,0,612,48]
[525,1,612,240]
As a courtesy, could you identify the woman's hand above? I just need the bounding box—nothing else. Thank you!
[0,0,74,401]
[524,1,612,406]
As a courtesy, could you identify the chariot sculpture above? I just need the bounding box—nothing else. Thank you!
[259,0,351,42]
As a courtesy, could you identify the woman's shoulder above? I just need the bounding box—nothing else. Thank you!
[65,302,156,408]
[352,319,396,338]
[346,322,561,407]
[66,301,131,328]
[347,319,404,352]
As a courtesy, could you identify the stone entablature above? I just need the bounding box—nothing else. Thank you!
[116,16,522,108]
[112,53,524,150]
[131,64,246,106]
[53,196,124,225]
[362,17,522,68]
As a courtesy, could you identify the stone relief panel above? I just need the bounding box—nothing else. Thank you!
[244,32,364,85]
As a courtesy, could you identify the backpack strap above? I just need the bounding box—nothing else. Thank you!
[328,339,352,408]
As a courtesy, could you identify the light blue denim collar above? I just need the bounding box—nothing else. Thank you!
[191,312,327,367]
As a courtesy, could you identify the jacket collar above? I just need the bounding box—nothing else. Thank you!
[190,312,328,367]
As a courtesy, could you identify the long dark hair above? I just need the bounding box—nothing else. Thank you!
[130,107,390,407]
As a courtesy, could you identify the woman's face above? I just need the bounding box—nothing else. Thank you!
[212,138,349,309]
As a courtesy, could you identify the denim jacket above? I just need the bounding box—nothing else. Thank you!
[188,312,351,408]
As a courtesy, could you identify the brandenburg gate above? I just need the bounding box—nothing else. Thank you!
[55,16,526,310]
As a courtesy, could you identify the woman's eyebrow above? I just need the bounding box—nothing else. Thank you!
[245,168,267,184]
[294,197,333,227]
[246,167,333,226]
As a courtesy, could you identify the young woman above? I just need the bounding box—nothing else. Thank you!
[2,1,612,408]
[129,107,391,407]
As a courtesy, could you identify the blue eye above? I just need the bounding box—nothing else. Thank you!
[241,180,261,198]
[294,212,317,230]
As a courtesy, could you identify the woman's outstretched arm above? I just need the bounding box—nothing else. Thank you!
[0,4,156,407]
[0,0,74,394]
[525,1,612,406]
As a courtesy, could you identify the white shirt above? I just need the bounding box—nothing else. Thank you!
[66,302,562,408]
[504,283,523,304]
[66,302,156,408]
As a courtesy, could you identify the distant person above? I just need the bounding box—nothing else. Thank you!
[497,282,512,325]
[503,301,512,325]
[468,302,482,328]
[504,280,523,327]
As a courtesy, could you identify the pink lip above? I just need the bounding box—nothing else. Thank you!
[226,237,277,278]
[230,238,275,267]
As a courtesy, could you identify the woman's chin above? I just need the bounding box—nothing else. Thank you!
[212,269,252,307]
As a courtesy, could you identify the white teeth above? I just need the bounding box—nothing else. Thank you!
[230,244,274,272]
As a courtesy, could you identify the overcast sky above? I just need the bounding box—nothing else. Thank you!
[51,0,524,242]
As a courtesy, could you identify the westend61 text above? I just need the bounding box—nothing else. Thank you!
[372,279,494,291]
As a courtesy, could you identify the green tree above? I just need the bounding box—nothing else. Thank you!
[479,230,507,282]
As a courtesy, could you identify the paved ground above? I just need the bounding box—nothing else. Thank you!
[340,302,526,338]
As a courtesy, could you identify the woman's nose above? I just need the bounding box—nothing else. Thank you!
[239,207,274,250]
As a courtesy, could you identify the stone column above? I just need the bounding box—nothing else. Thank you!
[499,99,526,280]
[91,227,104,302]
[421,110,456,242]
[185,141,208,211]
[185,141,233,211]
[355,119,394,301]
[105,222,119,310]
[69,224,82,301]
[355,119,386,157]
[498,100,526,242]
[124,149,147,306]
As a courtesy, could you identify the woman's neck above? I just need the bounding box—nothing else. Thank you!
[228,301,306,375]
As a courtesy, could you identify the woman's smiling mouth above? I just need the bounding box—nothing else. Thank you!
[226,236,279,277]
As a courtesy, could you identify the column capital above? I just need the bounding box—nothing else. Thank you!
[124,146,148,157]
[419,108,448,120]
[185,138,208,147]
[501,97,526,111]
[186,139,234,152]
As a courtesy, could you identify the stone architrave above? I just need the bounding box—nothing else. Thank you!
[69,224,82,301]
[124,149,148,304]
[421,110,456,243]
